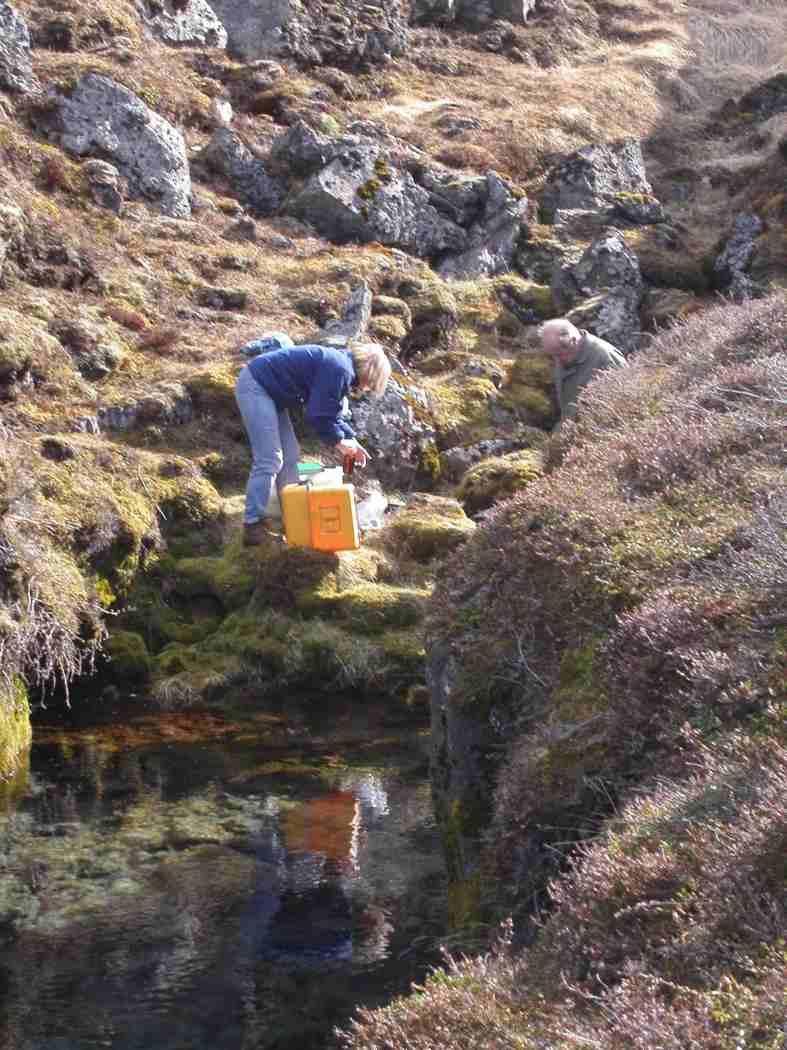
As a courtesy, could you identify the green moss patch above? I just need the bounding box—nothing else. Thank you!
[500,353,556,429]
[382,496,476,562]
[0,678,31,783]
[457,450,544,515]
[104,630,153,686]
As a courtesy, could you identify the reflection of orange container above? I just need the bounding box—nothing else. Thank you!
[280,482,360,552]
[282,792,357,862]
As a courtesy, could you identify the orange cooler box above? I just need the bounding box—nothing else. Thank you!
[280,481,360,552]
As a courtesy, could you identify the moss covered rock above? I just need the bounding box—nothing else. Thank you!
[382,495,476,562]
[104,631,153,685]
[457,449,544,515]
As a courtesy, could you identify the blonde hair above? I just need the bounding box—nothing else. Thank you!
[350,342,391,397]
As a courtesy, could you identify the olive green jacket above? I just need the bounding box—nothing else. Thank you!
[554,331,627,424]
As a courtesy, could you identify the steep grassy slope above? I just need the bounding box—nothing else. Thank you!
[345,292,786,1050]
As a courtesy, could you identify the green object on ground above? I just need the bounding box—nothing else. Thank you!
[297,461,323,478]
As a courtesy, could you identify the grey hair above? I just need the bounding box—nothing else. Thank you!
[538,318,581,346]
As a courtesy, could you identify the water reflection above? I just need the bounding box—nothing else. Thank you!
[0,703,445,1050]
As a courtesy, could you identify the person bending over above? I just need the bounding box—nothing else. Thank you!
[539,319,627,428]
[235,334,391,547]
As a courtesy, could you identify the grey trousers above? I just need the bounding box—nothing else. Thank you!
[235,365,300,524]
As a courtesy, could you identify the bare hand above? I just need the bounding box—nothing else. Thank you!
[336,439,370,468]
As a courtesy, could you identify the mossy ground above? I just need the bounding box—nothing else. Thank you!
[0,678,32,784]
[457,450,544,515]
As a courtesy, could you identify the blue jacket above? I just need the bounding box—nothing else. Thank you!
[248,345,356,444]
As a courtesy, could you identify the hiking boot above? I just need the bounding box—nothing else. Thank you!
[242,520,279,547]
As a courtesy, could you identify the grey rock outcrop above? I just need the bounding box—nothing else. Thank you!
[0,2,38,95]
[541,139,653,217]
[552,231,643,353]
[197,127,284,215]
[270,120,335,175]
[351,376,437,489]
[412,0,536,26]
[441,437,528,482]
[714,213,764,302]
[289,142,466,257]
[207,0,408,68]
[318,282,373,345]
[136,0,227,48]
[94,383,194,433]
[438,172,529,279]
[734,73,787,122]
[44,75,191,218]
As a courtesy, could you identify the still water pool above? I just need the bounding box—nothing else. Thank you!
[0,696,446,1050]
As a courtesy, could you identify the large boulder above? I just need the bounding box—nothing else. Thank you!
[714,212,764,302]
[288,141,466,257]
[136,0,227,48]
[0,2,38,95]
[197,127,284,215]
[207,0,408,68]
[270,119,336,175]
[438,172,530,279]
[541,139,653,218]
[350,376,437,489]
[552,231,643,312]
[43,74,191,218]
[552,232,643,353]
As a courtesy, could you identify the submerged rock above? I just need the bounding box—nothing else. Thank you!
[42,74,192,218]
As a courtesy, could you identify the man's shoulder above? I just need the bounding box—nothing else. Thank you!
[580,331,627,367]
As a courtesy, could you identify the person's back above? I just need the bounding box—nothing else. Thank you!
[248,344,356,443]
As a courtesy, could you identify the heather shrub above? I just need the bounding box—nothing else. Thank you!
[427,292,786,910]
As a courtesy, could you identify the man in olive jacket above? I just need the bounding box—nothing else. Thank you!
[539,319,627,427]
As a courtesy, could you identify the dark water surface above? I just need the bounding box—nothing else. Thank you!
[0,696,446,1050]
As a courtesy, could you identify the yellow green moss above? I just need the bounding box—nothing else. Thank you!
[382,499,476,562]
[425,374,500,446]
[296,581,428,634]
[500,354,556,429]
[0,677,32,784]
[457,450,544,514]
[418,440,442,484]
[187,365,239,418]
[175,533,259,609]
[554,639,607,722]
[492,274,556,321]
[105,630,153,685]
[447,876,482,929]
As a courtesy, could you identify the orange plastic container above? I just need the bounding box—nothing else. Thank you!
[280,481,360,552]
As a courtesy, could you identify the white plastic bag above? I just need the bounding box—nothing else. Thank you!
[357,490,388,530]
